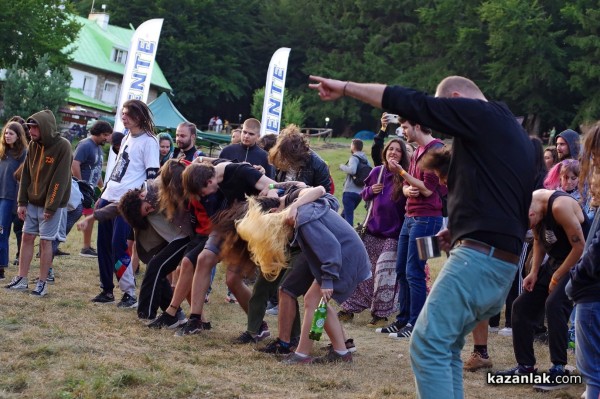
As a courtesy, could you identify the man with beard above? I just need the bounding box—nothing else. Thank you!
[173,122,204,162]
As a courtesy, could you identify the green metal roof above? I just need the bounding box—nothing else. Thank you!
[64,15,172,91]
[68,87,114,112]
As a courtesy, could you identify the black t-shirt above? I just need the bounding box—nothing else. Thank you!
[219,163,263,206]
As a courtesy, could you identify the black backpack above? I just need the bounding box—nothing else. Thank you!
[77,180,96,209]
[351,155,372,187]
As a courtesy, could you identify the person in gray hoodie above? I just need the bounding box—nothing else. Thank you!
[339,138,370,226]
[235,187,371,364]
[556,129,580,161]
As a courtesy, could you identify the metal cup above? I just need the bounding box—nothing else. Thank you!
[416,235,441,260]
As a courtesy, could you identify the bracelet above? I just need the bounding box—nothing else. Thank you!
[551,277,559,285]
[399,170,407,176]
[169,304,178,310]
[343,81,349,97]
[269,183,276,189]
[198,156,203,163]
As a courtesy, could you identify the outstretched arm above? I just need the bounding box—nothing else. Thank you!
[308,75,386,109]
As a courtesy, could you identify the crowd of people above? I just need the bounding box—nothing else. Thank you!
[1,75,600,397]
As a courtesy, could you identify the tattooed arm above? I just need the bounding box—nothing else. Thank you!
[549,197,587,292]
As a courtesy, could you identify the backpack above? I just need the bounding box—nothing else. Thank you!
[351,155,372,187]
[77,180,96,209]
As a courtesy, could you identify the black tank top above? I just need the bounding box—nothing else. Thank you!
[536,191,590,263]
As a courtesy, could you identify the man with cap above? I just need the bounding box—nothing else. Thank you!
[5,110,72,296]
[556,129,580,161]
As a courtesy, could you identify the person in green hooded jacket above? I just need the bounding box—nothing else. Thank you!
[5,110,73,297]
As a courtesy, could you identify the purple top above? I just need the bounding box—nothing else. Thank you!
[361,165,407,238]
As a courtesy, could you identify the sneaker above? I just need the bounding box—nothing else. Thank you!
[80,247,98,258]
[367,316,388,328]
[117,293,138,308]
[494,364,537,376]
[0,268,5,280]
[174,318,211,336]
[13,258,19,266]
[498,327,513,337]
[533,365,570,392]
[147,311,185,330]
[281,353,314,365]
[259,338,294,355]
[54,248,70,256]
[337,310,354,322]
[46,268,55,284]
[389,323,413,339]
[30,280,48,297]
[376,320,406,334]
[92,291,115,303]
[5,276,28,290]
[313,349,352,364]
[225,292,238,304]
[234,321,271,344]
[464,352,493,372]
[488,326,500,333]
[204,293,210,303]
[265,305,279,316]
[322,338,357,354]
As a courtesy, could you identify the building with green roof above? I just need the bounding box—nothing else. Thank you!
[59,11,171,128]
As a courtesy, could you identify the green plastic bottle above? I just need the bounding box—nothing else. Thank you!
[309,298,328,341]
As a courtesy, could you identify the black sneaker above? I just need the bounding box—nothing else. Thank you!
[389,323,413,339]
[259,338,294,354]
[117,293,138,308]
[313,349,352,364]
[234,331,260,344]
[322,338,357,353]
[92,291,115,303]
[175,318,211,336]
[148,312,184,329]
[494,364,537,376]
[80,247,98,258]
[533,365,570,392]
[534,331,549,345]
[375,320,406,334]
[54,248,70,256]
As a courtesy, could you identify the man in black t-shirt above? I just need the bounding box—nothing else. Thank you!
[172,122,204,161]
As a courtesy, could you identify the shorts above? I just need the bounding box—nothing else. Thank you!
[183,234,209,265]
[23,204,67,242]
[204,231,222,256]
[82,207,94,216]
[280,250,314,299]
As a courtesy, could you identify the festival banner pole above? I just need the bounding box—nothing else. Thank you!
[113,18,164,132]
[260,47,291,136]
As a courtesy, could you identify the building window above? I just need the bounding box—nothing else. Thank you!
[111,48,127,64]
[82,75,96,97]
[102,81,118,105]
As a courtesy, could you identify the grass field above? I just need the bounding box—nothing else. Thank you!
[0,137,585,399]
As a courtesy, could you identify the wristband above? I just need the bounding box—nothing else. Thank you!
[269,183,275,189]
[551,277,559,285]
[399,170,407,176]
[198,156,203,163]
[343,81,349,96]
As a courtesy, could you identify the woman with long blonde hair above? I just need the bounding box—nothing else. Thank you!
[0,122,28,279]
[235,187,371,364]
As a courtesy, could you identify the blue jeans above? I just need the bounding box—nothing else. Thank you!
[410,246,516,398]
[0,198,16,267]
[576,302,600,399]
[396,216,443,326]
[341,192,361,227]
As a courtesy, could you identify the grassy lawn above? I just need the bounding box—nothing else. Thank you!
[0,137,584,399]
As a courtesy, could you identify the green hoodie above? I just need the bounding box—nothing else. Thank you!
[17,110,73,214]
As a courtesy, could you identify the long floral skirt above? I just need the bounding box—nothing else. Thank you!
[340,233,399,317]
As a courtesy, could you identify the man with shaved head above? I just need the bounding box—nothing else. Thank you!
[309,74,535,398]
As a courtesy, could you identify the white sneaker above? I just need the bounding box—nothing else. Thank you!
[30,280,48,297]
[266,305,279,316]
[498,327,513,337]
[5,276,28,290]
[488,326,500,333]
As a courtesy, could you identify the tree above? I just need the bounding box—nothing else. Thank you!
[0,0,81,69]
[251,87,306,129]
[563,0,600,125]
[479,0,569,134]
[3,54,71,121]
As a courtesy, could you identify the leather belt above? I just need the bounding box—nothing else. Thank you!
[454,239,520,264]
